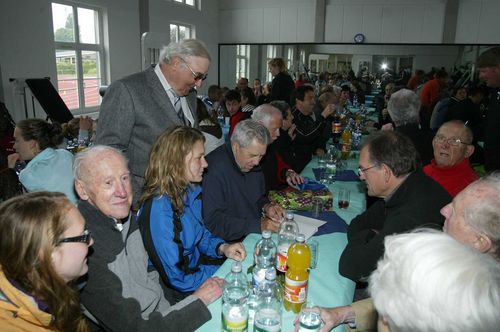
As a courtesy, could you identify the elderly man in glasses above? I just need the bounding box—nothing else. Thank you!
[301,173,500,332]
[96,39,211,205]
[74,145,223,332]
[423,120,478,197]
[339,130,451,282]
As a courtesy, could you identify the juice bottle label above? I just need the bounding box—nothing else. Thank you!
[222,312,248,332]
[284,277,308,304]
[276,245,289,272]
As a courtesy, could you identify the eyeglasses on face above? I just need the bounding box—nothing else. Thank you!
[179,57,207,81]
[58,229,92,245]
[358,164,377,176]
[433,134,471,147]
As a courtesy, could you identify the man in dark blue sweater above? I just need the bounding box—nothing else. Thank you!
[202,120,284,242]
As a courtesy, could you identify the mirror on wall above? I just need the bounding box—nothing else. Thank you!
[218,43,492,89]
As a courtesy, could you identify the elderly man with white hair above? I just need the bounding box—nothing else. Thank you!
[75,145,223,332]
[369,231,500,332]
[386,88,434,165]
[423,120,478,197]
[301,173,500,332]
[252,104,304,192]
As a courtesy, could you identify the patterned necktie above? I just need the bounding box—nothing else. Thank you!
[171,89,186,125]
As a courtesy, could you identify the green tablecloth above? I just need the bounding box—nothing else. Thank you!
[197,156,366,332]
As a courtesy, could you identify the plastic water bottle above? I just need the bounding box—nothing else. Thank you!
[222,261,249,332]
[254,269,282,332]
[252,230,277,289]
[276,212,299,273]
[284,234,311,313]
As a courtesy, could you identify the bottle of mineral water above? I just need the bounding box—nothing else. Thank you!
[252,230,277,289]
[276,212,299,273]
[254,269,282,332]
[222,261,249,332]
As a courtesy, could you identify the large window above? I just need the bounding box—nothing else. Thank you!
[236,45,250,82]
[266,45,277,82]
[170,23,194,42]
[52,2,105,114]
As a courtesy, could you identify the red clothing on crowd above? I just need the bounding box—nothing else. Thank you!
[419,78,442,109]
[407,75,421,91]
[229,110,249,136]
[423,158,478,197]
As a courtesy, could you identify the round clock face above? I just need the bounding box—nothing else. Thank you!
[354,33,365,43]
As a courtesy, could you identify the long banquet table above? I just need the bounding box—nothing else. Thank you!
[197,154,367,332]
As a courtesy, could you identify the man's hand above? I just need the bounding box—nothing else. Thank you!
[286,169,304,187]
[261,216,281,233]
[7,153,20,169]
[263,202,285,222]
[219,243,246,261]
[288,124,297,140]
[293,305,356,332]
[193,277,224,305]
[381,123,394,131]
[321,104,336,119]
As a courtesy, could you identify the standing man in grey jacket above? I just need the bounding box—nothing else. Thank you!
[96,39,211,205]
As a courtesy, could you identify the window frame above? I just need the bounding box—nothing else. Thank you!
[172,0,199,9]
[52,1,106,115]
[236,44,250,83]
[170,22,195,42]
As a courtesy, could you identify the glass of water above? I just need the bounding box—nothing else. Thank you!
[298,302,324,332]
[324,155,337,184]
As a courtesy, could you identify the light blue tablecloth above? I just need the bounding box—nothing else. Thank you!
[197,157,366,332]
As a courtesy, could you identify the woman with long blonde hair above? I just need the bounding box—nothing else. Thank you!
[137,126,245,297]
[0,191,91,331]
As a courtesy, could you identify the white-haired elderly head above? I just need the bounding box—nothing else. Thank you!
[251,104,283,141]
[369,230,500,332]
[441,172,500,260]
[387,89,421,126]
[230,120,270,173]
[74,145,132,219]
[158,39,211,97]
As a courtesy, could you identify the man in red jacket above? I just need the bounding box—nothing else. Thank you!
[423,120,478,197]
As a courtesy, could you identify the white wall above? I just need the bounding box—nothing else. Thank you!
[455,0,500,43]
[325,0,446,43]
[218,0,315,43]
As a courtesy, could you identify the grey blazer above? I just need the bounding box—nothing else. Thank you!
[96,66,198,203]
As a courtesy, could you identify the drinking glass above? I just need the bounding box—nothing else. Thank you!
[298,302,323,332]
[338,188,350,209]
[306,239,319,269]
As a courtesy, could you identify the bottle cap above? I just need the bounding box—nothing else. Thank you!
[286,212,294,220]
[231,261,242,273]
[262,230,272,239]
[295,234,306,242]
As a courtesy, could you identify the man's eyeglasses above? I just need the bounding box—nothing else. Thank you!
[358,165,378,176]
[433,134,471,147]
[179,57,207,81]
[58,229,92,245]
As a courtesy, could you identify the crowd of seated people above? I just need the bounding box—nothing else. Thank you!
[1,43,499,332]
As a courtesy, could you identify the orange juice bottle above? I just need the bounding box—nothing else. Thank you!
[284,234,310,313]
[341,128,352,160]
